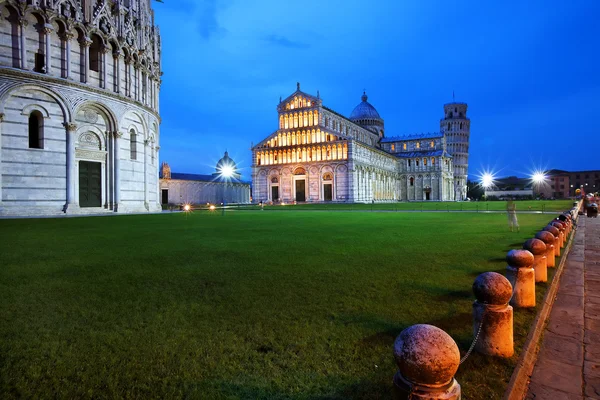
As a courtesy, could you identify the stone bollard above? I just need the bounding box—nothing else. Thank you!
[559,214,571,235]
[472,272,514,357]
[393,324,461,399]
[552,221,566,248]
[543,225,561,258]
[536,231,556,268]
[505,249,535,308]
[523,238,548,282]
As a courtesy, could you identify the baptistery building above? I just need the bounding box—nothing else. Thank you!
[251,84,470,203]
[0,0,161,216]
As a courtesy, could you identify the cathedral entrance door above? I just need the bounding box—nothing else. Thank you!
[79,161,102,208]
[425,192,430,201]
[295,180,306,202]
[324,184,333,201]
[271,186,279,202]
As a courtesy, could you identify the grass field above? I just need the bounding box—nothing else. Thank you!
[187,199,574,213]
[0,210,569,399]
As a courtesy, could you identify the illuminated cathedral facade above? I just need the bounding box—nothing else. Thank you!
[251,84,471,203]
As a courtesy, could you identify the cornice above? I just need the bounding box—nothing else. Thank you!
[0,67,161,123]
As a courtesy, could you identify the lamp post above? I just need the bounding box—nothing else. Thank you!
[218,164,235,216]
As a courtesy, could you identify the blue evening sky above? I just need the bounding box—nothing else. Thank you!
[153,0,599,181]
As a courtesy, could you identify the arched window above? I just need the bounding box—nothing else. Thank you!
[271,177,278,184]
[323,173,333,181]
[284,115,289,129]
[408,159,411,167]
[410,177,414,186]
[416,160,420,167]
[431,157,435,165]
[447,123,451,131]
[403,143,407,150]
[28,111,44,149]
[430,141,434,148]
[279,115,283,129]
[130,130,137,160]
[423,158,427,166]
[89,35,102,73]
[416,142,420,149]
[391,144,395,152]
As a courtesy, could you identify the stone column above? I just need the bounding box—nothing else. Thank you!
[472,272,514,357]
[18,18,27,70]
[155,145,160,206]
[506,249,535,308]
[393,324,461,399]
[63,122,78,212]
[125,57,131,97]
[82,38,92,83]
[101,47,110,89]
[63,32,74,79]
[543,225,561,257]
[43,24,53,74]
[0,113,4,205]
[114,132,122,212]
[536,231,556,268]
[114,51,121,93]
[107,130,113,208]
[523,238,548,283]
[144,139,149,209]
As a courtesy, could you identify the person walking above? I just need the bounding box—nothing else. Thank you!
[507,199,519,232]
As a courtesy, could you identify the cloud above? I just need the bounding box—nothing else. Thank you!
[263,34,310,49]
[195,0,229,39]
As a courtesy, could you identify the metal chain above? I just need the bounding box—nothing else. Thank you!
[460,308,486,365]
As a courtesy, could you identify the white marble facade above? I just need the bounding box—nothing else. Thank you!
[0,0,161,216]
[251,85,467,203]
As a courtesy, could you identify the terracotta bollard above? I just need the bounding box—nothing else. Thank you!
[558,214,571,235]
[552,221,566,248]
[536,231,556,268]
[523,238,547,283]
[393,324,461,399]
[506,249,536,308]
[472,272,514,357]
[543,225,561,258]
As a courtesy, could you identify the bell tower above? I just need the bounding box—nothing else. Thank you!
[441,101,470,201]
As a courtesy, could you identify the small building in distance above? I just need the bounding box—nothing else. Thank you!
[159,152,251,206]
[538,169,600,199]
[484,176,533,199]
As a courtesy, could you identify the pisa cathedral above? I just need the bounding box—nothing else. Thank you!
[251,84,471,203]
[0,0,161,216]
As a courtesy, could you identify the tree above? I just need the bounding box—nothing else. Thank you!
[467,180,484,200]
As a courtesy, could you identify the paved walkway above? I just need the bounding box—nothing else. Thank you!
[527,216,600,399]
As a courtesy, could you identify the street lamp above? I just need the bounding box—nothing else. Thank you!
[481,173,495,189]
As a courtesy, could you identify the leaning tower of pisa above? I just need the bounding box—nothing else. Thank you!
[441,102,470,201]
[0,0,162,216]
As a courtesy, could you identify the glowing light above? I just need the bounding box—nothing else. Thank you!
[183,204,191,212]
[281,202,285,206]
[209,205,216,211]
[219,164,234,178]
[481,173,495,189]
[532,171,546,184]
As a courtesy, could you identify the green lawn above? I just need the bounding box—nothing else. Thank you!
[0,211,569,399]
[193,199,574,213]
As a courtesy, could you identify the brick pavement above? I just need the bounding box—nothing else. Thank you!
[527,217,600,399]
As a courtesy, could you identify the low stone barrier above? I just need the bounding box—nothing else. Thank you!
[391,203,582,399]
[393,324,461,399]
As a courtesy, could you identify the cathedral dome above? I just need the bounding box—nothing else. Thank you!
[215,151,240,179]
[350,92,382,121]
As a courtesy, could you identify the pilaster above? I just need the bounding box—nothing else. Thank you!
[63,122,78,212]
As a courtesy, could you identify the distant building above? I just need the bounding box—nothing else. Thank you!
[251,83,471,203]
[538,169,600,199]
[159,152,251,206]
[485,176,533,199]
